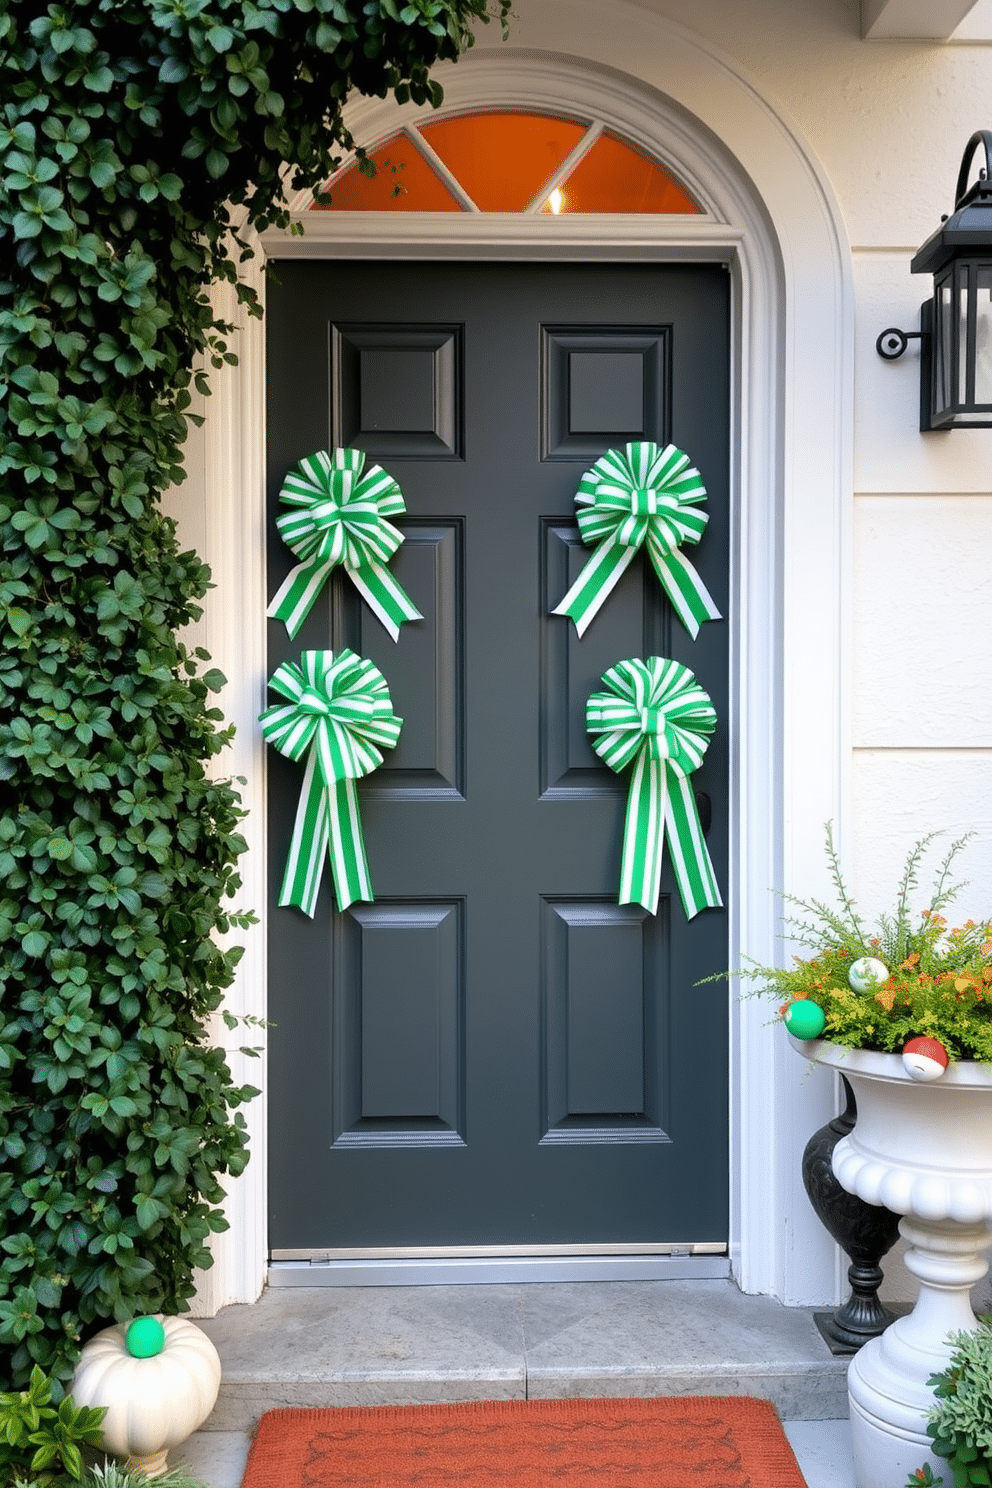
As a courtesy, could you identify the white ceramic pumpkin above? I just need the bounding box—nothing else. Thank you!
[71,1315,221,1477]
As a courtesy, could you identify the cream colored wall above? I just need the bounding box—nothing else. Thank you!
[626,0,992,918]
[628,0,992,1305]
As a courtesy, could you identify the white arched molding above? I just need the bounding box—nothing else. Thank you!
[194,1,854,1309]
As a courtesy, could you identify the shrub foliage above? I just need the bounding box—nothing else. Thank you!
[0,0,509,1391]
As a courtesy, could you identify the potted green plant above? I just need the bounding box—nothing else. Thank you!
[736,828,992,1063]
[923,1314,992,1487]
[729,828,992,1488]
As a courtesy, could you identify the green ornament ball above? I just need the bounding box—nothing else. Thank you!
[784,1000,826,1040]
[125,1316,166,1359]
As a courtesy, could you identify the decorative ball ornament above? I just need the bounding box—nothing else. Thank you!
[902,1036,949,1082]
[784,999,827,1040]
[848,957,890,993]
[125,1316,166,1359]
[71,1315,221,1478]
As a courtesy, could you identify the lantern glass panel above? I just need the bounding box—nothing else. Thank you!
[958,264,971,408]
[976,264,992,410]
[932,273,955,422]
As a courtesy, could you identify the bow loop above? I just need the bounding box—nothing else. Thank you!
[260,649,402,916]
[587,657,722,919]
[553,442,722,638]
[267,447,423,641]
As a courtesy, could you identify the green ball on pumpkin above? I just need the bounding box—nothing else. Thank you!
[125,1316,166,1359]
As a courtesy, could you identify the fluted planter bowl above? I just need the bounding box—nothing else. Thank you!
[791,1037,992,1488]
[71,1315,222,1477]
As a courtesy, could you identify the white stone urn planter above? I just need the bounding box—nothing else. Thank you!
[71,1315,222,1477]
[794,1037,992,1488]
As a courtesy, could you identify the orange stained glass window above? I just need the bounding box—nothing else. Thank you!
[308,113,701,215]
[419,111,587,212]
[313,134,461,211]
[542,132,699,214]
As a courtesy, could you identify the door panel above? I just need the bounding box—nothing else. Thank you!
[266,261,729,1251]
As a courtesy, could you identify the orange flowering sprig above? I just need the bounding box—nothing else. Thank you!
[724,827,992,1062]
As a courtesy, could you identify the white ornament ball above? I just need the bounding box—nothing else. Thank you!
[848,957,889,993]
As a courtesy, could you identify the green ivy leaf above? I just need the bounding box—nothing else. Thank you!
[82,65,114,92]
[206,25,236,52]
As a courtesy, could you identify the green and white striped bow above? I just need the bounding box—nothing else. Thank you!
[587,656,722,919]
[259,649,402,916]
[267,448,423,641]
[553,442,721,639]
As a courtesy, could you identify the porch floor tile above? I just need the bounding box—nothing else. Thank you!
[195,1278,850,1430]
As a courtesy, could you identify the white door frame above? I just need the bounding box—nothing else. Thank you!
[185,2,854,1313]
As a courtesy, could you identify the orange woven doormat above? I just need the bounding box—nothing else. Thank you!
[241,1395,807,1488]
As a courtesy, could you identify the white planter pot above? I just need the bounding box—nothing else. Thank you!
[795,1038,992,1488]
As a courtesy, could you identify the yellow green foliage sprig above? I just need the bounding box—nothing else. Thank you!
[731,828,992,1063]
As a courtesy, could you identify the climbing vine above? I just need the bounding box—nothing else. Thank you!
[0,0,510,1391]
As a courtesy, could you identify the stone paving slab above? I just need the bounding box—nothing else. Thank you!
[196,1278,849,1431]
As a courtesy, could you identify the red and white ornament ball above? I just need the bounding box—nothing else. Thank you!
[901,1036,949,1082]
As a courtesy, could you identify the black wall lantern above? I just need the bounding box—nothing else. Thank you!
[877,130,992,431]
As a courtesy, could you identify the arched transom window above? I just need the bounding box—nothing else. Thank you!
[312,110,700,214]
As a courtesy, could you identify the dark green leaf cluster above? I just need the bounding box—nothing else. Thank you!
[1,0,508,1393]
[927,1317,992,1486]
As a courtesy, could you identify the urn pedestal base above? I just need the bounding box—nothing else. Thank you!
[846,1216,992,1486]
[792,1038,992,1488]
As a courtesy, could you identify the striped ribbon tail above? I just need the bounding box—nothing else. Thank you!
[663,770,721,919]
[588,655,722,920]
[325,776,372,913]
[552,537,639,637]
[643,542,722,642]
[267,556,335,640]
[349,563,424,643]
[261,648,401,917]
[276,757,372,916]
[619,751,667,913]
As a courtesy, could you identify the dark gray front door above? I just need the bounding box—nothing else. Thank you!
[266,260,729,1251]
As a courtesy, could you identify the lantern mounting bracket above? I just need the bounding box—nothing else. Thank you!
[875,327,924,360]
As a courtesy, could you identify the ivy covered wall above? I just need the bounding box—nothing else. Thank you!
[0,0,508,1391]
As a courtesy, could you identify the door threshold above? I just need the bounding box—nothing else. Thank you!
[268,1244,730,1287]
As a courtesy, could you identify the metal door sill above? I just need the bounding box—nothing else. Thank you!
[267,1244,729,1286]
